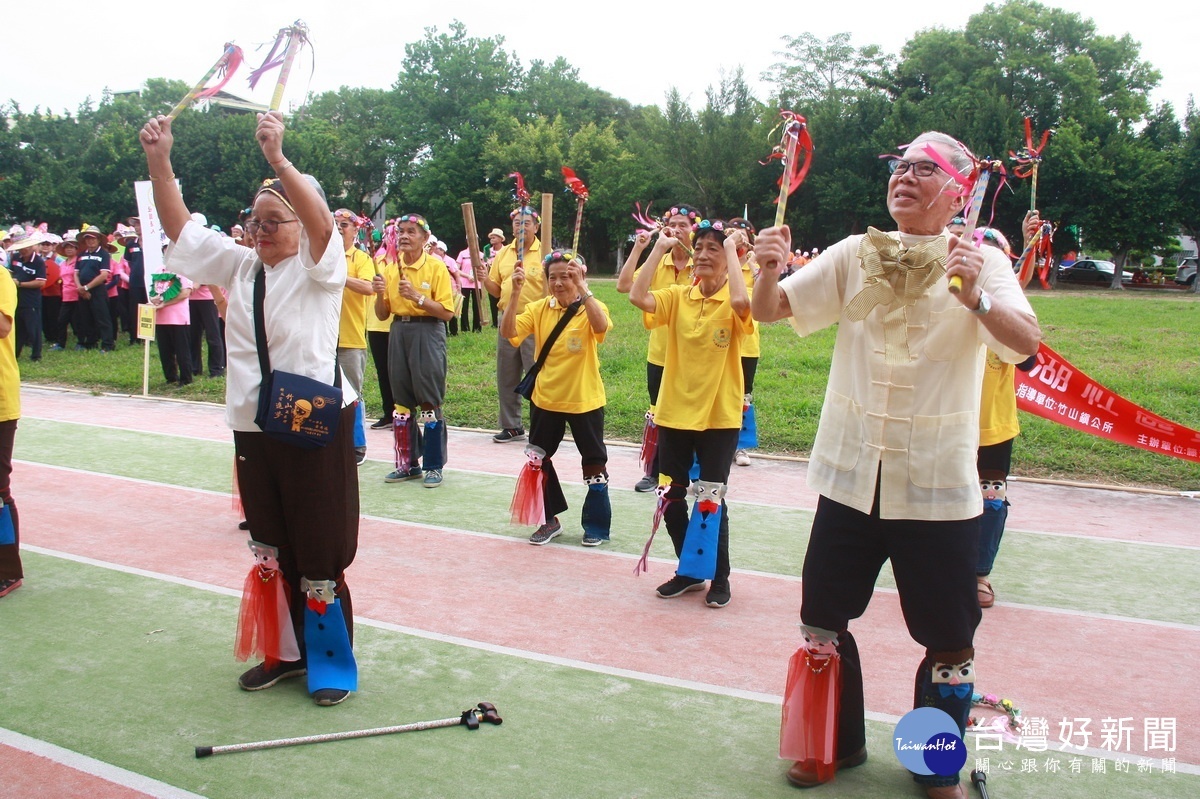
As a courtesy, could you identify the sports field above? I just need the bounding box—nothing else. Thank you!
[2,386,1197,798]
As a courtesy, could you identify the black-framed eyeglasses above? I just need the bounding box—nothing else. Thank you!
[245,219,299,235]
[888,159,941,178]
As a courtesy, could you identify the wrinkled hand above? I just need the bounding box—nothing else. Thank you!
[372,275,387,294]
[633,230,652,249]
[946,236,984,304]
[568,262,587,290]
[255,111,286,164]
[397,278,422,302]
[511,264,526,293]
[754,226,792,274]
[655,230,679,252]
[1023,210,1044,248]
[139,116,174,159]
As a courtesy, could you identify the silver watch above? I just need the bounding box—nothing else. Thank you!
[970,290,992,316]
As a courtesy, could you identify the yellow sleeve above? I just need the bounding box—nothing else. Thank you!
[646,286,676,329]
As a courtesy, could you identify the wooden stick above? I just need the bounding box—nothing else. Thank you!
[571,197,585,256]
[540,192,554,297]
[460,203,490,327]
[773,122,801,228]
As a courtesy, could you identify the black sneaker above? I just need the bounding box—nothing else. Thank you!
[529,518,562,545]
[238,520,250,531]
[355,448,367,466]
[313,688,350,706]
[238,660,306,691]
[705,581,731,608]
[370,418,391,430]
[493,428,526,443]
[634,475,657,493]
[655,574,705,598]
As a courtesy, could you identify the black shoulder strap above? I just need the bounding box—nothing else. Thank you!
[253,265,342,388]
[531,299,582,372]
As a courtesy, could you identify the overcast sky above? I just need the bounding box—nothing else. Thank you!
[3,1,1194,122]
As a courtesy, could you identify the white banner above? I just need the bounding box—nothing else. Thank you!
[133,179,176,295]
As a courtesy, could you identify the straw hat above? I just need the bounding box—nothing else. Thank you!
[78,224,117,253]
[4,229,45,252]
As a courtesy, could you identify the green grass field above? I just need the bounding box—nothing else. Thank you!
[18,283,1200,490]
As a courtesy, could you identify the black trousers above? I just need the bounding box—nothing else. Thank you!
[0,420,21,581]
[14,305,42,360]
[42,296,62,347]
[528,403,607,520]
[368,330,394,421]
[800,492,981,759]
[78,292,113,350]
[189,299,226,375]
[656,426,738,583]
[460,288,483,332]
[233,404,359,656]
[156,324,193,384]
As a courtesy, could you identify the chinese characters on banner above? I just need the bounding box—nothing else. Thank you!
[1015,342,1200,464]
[972,715,1178,778]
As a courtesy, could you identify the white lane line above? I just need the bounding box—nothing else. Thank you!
[17,461,1200,629]
[0,727,209,799]
[20,545,1200,775]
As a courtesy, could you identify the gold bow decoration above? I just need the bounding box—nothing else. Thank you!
[844,228,948,364]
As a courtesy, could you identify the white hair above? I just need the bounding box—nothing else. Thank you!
[905,131,975,176]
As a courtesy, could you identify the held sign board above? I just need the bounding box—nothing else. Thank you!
[138,303,156,342]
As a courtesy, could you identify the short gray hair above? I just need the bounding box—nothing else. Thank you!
[905,131,974,176]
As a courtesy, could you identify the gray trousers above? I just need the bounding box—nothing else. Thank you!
[336,347,367,396]
[388,319,447,411]
[496,334,534,430]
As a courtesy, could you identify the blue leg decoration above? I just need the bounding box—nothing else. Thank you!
[0,504,13,546]
[581,476,611,540]
[687,454,700,483]
[302,579,358,694]
[738,397,758,449]
[353,401,366,449]
[678,481,726,580]
[977,500,1007,575]
[421,410,446,470]
[912,651,973,788]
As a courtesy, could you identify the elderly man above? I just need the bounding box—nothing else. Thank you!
[335,209,378,465]
[477,208,543,443]
[753,132,1041,799]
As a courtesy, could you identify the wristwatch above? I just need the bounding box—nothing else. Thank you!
[970,290,992,316]
[583,290,594,300]
[417,295,426,308]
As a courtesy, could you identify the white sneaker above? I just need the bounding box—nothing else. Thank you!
[734,449,751,467]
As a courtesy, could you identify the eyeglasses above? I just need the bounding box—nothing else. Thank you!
[245,219,299,235]
[336,221,357,229]
[888,159,941,178]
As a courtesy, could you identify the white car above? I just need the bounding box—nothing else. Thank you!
[1175,257,1197,287]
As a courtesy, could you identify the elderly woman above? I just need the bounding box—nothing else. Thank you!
[140,110,360,707]
[617,205,699,492]
[753,132,1041,798]
[629,219,752,609]
[501,250,613,546]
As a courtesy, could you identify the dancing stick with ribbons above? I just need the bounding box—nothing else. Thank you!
[460,202,491,327]
[762,111,814,228]
[562,167,589,255]
[922,145,1004,294]
[248,20,311,113]
[510,172,531,268]
[196,702,502,757]
[1010,117,1054,212]
[166,43,245,121]
[630,201,693,258]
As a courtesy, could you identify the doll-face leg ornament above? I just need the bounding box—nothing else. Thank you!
[678,480,727,580]
[300,577,358,695]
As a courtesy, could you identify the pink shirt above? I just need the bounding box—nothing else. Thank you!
[190,284,214,301]
[60,259,79,302]
[107,258,128,297]
[455,248,476,289]
[154,275,193,326]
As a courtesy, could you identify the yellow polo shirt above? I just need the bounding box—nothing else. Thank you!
[338,247,376,349]
[488,239,544,312]
[367,254,392,333]
[979,351,1019,446]
[646,282,752,431]
[636,251,694,366]
[740,259,761,359]
[509,296,612,414]
[382,252,453,318]
[0,269,20,421]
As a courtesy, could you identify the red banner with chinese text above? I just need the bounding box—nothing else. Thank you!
[1015,342,1200,464]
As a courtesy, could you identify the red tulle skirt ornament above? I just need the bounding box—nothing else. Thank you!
[393,411,415,472]
[639,411,658,476]
[780,643,841,780]
[235,565,301,665]
[510,445,547,526]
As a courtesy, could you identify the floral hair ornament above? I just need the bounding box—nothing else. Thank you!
[166,43,246,121]
[395,214,430,233]
[543,250,578,267]
[761,111,814,227]
[508,206,540,222]
[693,219,727,233]
[968,690,1025,742]
[661,205,700,225]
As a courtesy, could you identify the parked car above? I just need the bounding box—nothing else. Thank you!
[1057,259,1133,285]
[1175,257,1198,287]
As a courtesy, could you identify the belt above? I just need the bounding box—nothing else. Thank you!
[395,315,440,324]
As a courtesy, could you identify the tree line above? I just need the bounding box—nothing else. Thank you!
[3,1,1198,270]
